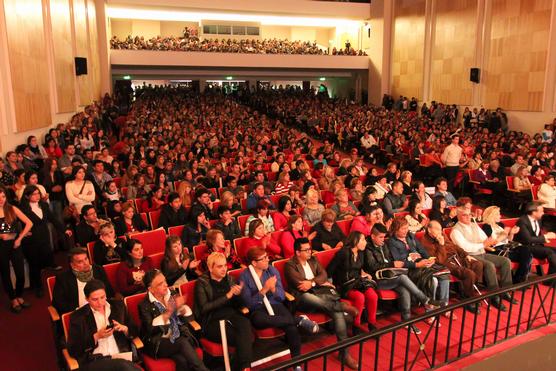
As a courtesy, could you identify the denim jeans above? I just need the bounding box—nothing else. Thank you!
[431,277,450,305]
[378,275,428,320]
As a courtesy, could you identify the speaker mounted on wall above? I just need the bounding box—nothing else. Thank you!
[75,57,88,76]
[469,68,480,83]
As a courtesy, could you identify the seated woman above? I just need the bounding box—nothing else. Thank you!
[272,196,293,231]
[245,199,275,236]
[311,209,346,251]
[411,181,433,210]
[327,232,379,331]
[429,195,456,229]
[278,215,316,259]
[421,220,483,313]
[102,180,123,203]
[358,186,380,216]
[140,185,165,213]
[116,239,153,296]
[302,189,324,227]
[204,229,241,271]
[176,180,193,208]
[387,217,451,321]
[155,172,173,196]
[113,201,148,236]
[239,246,318,363]
[481,206,530,283]
[513,165,533,201]
[538,174,556,209]
[181,209,210,250]
[405,199,429,233]
[274,171,294,195]
[322,179,343,205]
[161,235,200,287]
[242,218,281,262]
[373,175,391,200]
[93,223,127,266]
[126,174,151,200]
[350,205,385,236]
[194,252,253,371]
[330,188,360,221]
[349,177,365,203]
[529,165,545,186]
[400,170,413,196]
[219,190,242,218]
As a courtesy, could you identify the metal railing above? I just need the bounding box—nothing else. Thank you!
[265,274,556,371]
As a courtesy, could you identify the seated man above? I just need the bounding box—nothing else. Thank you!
[76,205,107,248]
[194,252,253,371]
[433,177,457,207]
[382,181,409,220]
[450,207,514,311]
[158,192,189,230]
[53,248,115,314]
[139,270,208,371]
[515,201,556,285]
[68,280,137,370]
[421,221,483,313]
[239,247,319,367]
[365,224,442,331]
[284,238,359,370]
[213,205,242,241]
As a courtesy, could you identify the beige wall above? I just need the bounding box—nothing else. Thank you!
[111,19,132,39]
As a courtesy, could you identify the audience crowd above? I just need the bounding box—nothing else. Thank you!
[1,83,556,370]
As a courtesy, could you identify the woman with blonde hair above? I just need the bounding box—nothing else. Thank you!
[219,190,242,218]
[177,180,193,208]
[303,189,325,226]
[481,206,529,283]
[323,166,337,183]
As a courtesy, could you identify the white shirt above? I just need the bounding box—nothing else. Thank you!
[301,261,315,281]
[528,215,540,236]
[91,302,120,356]
[450,222,487,255]
[30,202,43,219]
[77,279,87,308]
[441,144,462,166]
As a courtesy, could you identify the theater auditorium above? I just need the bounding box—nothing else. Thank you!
[0,0,555,370]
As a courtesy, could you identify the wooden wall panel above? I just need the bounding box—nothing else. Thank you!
[87,0,101,101]
[3,0,51,132]
[484,0,552,111]
[50,0,76,113]
[430,0,477,105]
[392,0,426,100]
[72,0,91,105]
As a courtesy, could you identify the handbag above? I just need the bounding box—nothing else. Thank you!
[310,285,341,302]
[496,241,522,258]
[430,263,451,279]
[375,267,408,280]
[344,276,377,293]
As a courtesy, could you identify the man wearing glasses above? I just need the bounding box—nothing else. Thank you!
[450,207,514,311]
[284,238,359,370]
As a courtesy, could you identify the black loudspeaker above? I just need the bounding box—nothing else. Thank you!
[75,57,88,75]
[470,68,480,83]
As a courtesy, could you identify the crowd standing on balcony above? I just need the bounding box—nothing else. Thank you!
[110,27,367,56]
[2,83,556,370]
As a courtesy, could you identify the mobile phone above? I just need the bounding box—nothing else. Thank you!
[106,321,114,330]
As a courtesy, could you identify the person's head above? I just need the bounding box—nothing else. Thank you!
[165,235,183,259]
[334,188,348,203]
[81,205,98,223]
[207,252,228,280]
[195,188,211,205]
[255,199,270,217]
[456,207,473,225]
[516,165,528,178]
[206,229,226,250]
[68,248,91,272]
[389,216,410,240]
[293,237,312,262]
[125,239,143,261]
[246,246,269,270]
[277,196,292,213]
[432,195,446,211]
[306,189,319,205]
[286,215,304,232]
[23,185,41,204]
[167,192,182,211]
[455,197,473,210]
[451,135,460,144]
[72,166,86,181]
[435,177,448,192]
[65,144,76,155]
[99,222,116,241]
[482,206,502,225]
[345,231,367,251]
[84,280,107,311]
[253,182,265,197]
[400,170,412,183]
[370,223,388,247]
[191,208,207,226]
[426,220,443,238]
[391,181,404,196]
[413,180,426,194]
[24,170,39,185]
[526,201,545,221]
[93,160,104,174]
[363,186,378,202]
[408,199,422,217]
[248,218,266,238]
[545,174,555,187]
[321,209,337,230]
[144,269,168,297]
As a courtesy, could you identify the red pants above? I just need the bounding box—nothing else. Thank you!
[346,288,378,325]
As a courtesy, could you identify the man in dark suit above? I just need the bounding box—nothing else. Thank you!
[515,201,556,284]
[53,248,115,314]
[138,270,208,371]
[284,238,358,370]
[67,280,137,370]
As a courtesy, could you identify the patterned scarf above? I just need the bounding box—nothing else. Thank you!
[153,297,183,343]
[73,268,93,283]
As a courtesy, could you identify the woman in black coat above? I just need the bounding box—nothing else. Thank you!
[20,185,71,296]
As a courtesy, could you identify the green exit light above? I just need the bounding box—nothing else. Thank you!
[226,76,233,80]
[319,77,326,81]
[123,75,131,80]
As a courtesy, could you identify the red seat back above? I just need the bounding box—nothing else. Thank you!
[103,262,120,294]
[47,275,56,302]
[314,247,341,269]
[129,228,167,256]
[336,220,352,236]
[179,281,196,308]
[124,292,147,328]
[168,224,185,238]
[87,241,95,262]
[233,237,251,262]
[238,215,250,233]
[272,259,289,290]
[193,244,209,261]
[501,218,518,228]
[228,268,245,282]
[61,312,72,340]
[532,184,539,201]
[150,252,165,269]
[139,212,149,228]
[149,210,162,229]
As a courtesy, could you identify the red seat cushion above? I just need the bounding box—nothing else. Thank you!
[254,327,285,339]
[143,355,176,371]
[377,289,398,300]
[200,338,235,357]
